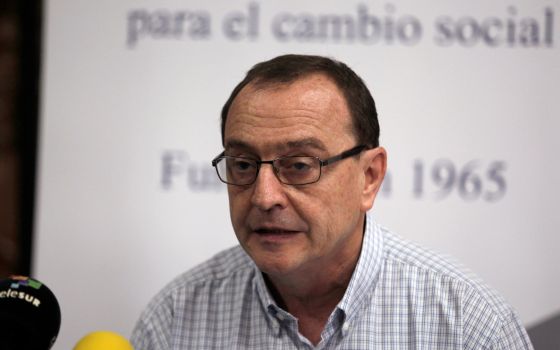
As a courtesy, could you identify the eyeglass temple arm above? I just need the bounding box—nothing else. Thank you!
[211,151,225,166]
[320,145,367,166]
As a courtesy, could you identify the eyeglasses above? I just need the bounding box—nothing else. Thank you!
[211,145,368,186]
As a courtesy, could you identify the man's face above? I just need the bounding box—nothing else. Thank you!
[224,74,379,279]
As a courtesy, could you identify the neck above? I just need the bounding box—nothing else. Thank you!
[264,254,356,310]
[264,259,357,345]
[264,217,365,345]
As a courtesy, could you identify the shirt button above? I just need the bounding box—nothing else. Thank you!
[342,322,351,333]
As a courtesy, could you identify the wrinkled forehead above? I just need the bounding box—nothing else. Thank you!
[226,74,354,135]
[224,137,328,156]
[241,73,347,107]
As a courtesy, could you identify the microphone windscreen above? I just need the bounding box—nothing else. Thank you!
[0,275,61,350]
[73,331,134,350]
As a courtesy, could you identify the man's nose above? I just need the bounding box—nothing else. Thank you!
[250,164,288,211]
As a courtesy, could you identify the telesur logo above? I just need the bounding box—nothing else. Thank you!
[0,277,42,307]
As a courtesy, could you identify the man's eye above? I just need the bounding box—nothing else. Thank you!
[231,159,254,171]
[279,157,316,172]
[292,162,311,171]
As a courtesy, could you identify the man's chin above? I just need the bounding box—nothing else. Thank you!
[238,233,310,273]
[250,250,305,277]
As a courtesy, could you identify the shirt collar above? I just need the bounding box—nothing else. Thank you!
[336,211,384,323]
[252,265,286,336]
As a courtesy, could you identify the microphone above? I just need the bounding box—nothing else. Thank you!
[0,275,61,350]
[73,331,134,350]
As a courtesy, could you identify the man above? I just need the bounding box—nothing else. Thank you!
[131,54,532,349]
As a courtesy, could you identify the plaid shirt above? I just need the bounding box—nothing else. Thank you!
[131,213,533,349]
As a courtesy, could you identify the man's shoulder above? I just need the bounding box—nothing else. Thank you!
[379,226,513,319]
[381,227,476,282]
[131,245,257,348]
[141,245,255,317]
[375,226,532,348]
[162,245,254,296]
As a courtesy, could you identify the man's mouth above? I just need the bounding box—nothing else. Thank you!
[254,228,299,235]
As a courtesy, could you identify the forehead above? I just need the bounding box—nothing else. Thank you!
[225,73,355,152]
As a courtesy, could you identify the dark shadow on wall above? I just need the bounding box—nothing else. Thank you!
[528,313,560,350]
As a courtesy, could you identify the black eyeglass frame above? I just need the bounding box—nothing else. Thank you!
[211,144,368,186]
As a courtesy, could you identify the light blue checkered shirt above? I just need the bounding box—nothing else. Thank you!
[131,213,533,349]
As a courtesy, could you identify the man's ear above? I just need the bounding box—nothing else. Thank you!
[360,147,387,212]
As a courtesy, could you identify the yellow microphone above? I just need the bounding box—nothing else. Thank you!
[73,331,133,350]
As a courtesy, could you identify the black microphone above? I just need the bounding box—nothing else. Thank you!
[0,275,61,350]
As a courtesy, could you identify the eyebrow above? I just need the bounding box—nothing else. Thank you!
[224,140,254,152]
[225,137,328,153]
